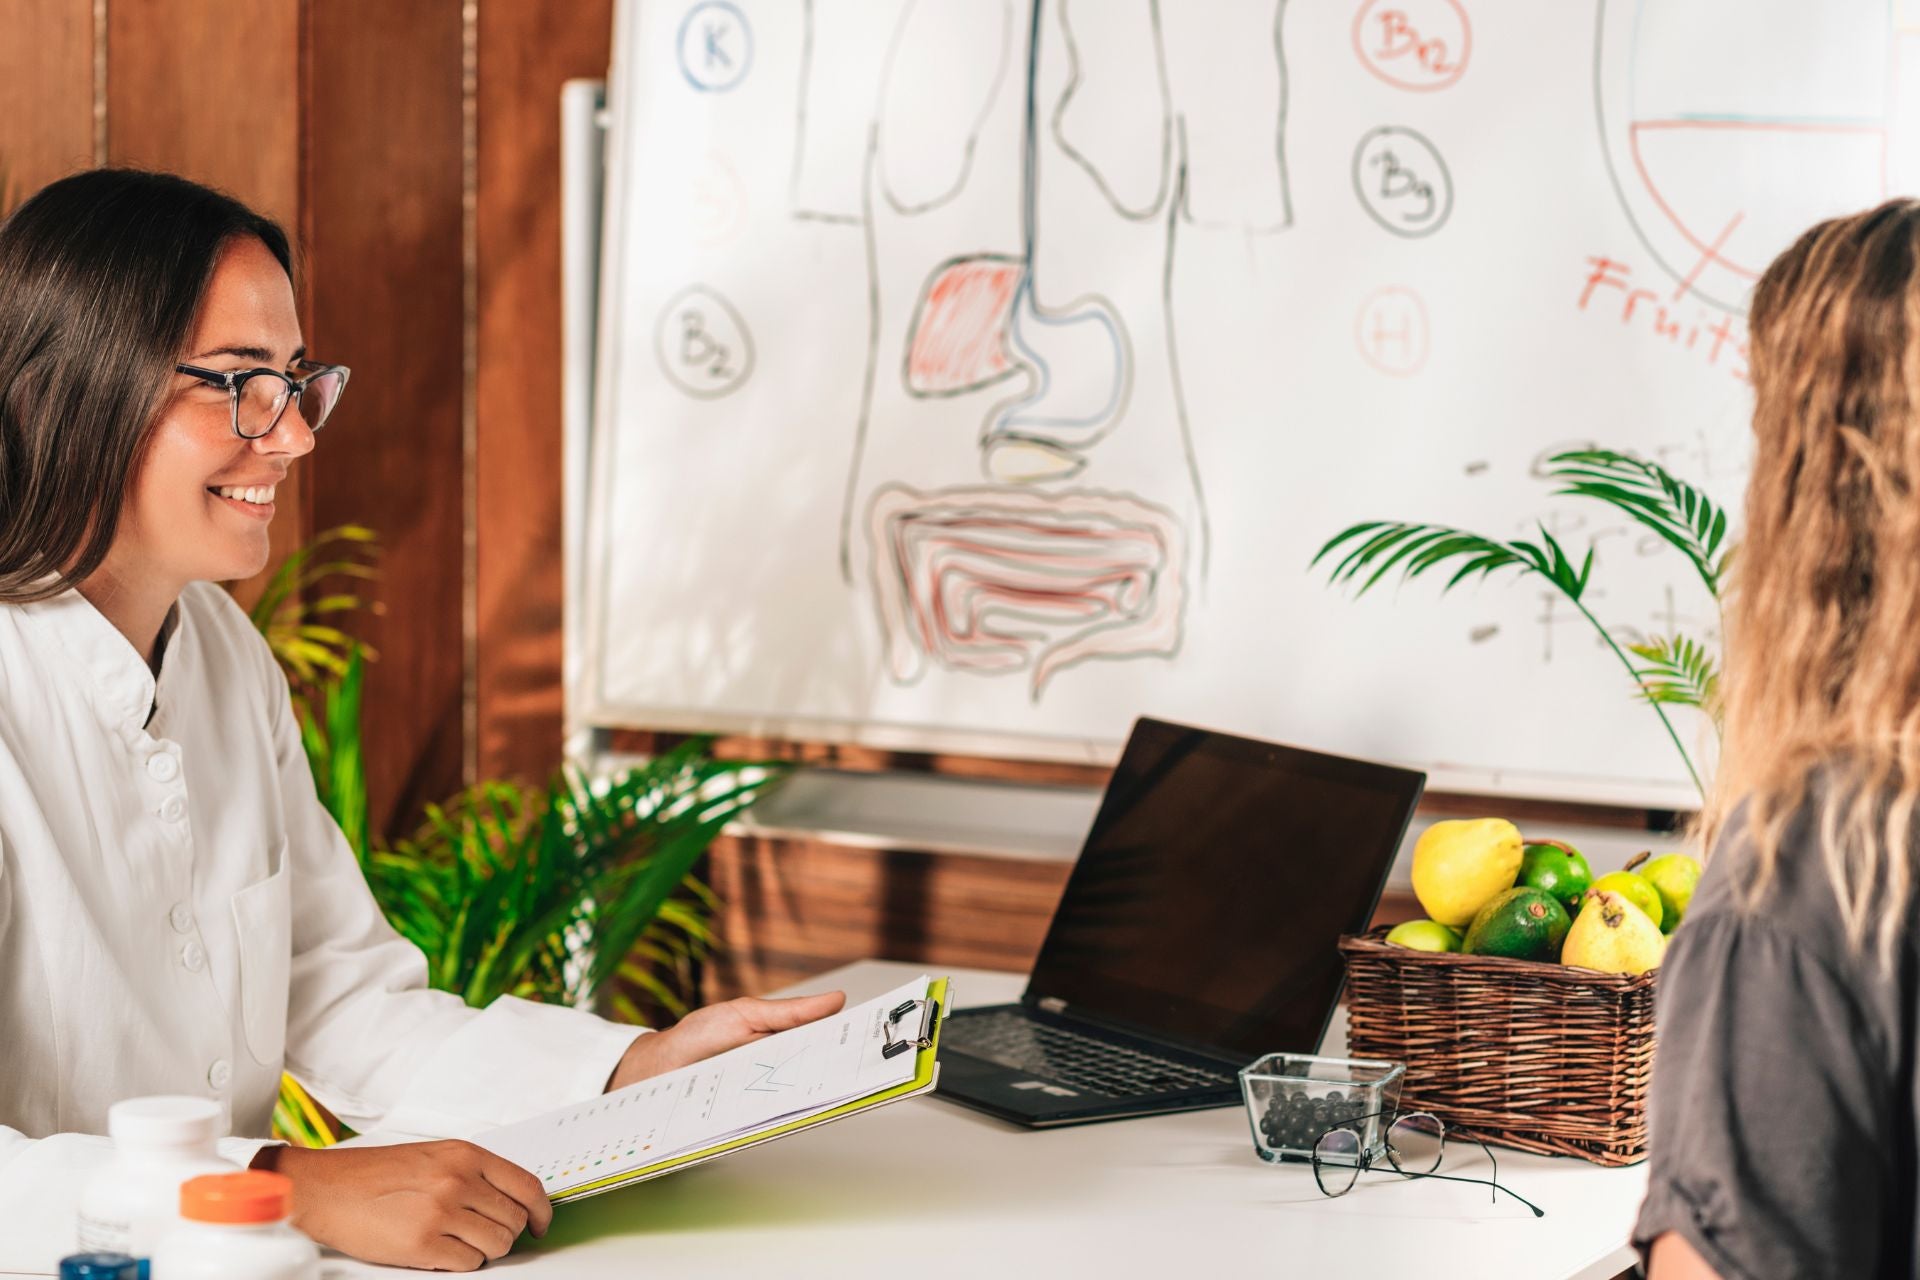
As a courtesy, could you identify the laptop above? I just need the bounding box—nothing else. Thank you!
[936,717,1426,1127]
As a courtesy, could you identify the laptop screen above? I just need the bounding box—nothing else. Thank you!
[1026,718,1425,1059]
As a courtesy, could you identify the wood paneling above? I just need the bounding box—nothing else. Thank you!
[105,2,301,229]
[0,0,93,207]
[304,1,467,838]
[473,0,613,788]
[703,835,1075,998]
[701,839,1430,1002]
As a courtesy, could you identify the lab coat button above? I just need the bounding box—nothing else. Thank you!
[146,752,179,782]
[169,902,193,933]
[208,1059,232,1091]
[159,795,187,823]
[182,940,206,972]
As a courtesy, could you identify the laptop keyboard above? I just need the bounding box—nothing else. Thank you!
[943,1010,1236,1098]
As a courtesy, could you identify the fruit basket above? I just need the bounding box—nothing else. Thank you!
[1337,929,1657,1167]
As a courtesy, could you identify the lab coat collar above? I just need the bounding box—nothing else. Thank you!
[21,588,184,731]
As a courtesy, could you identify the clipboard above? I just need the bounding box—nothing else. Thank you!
[547,976,951,1205]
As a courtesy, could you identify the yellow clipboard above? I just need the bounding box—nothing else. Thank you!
[549,977,951,1205]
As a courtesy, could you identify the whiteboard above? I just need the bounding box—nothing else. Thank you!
[581,0,1919,807]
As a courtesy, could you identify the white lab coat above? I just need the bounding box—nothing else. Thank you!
[0,583,642,1271]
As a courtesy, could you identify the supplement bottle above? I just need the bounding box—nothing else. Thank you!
[150,1171,318,1280]
[75,1097,235,1271]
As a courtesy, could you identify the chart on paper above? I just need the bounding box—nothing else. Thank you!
[476,976,930,1193]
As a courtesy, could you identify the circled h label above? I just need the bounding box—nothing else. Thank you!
[1355,286,1431,377]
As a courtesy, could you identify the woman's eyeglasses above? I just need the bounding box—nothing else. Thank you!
[175,359,351,440]
[1311,1109,1545,1217]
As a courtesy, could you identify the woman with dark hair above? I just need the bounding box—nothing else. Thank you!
[1636,200,1920,1277]
[0,168,843,1271]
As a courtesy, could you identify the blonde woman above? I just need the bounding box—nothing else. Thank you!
[1638,201,1920,1277]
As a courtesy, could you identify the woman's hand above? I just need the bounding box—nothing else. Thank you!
[252,1139,551,1270]
[606,990,848,1091]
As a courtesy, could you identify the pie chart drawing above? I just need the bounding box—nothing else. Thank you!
[1595,0,1920,314]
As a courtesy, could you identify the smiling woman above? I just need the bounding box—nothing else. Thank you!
[0,173,305,613]
[0,169,845,1273]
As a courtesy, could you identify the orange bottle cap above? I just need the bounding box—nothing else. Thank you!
[179,1170,292,1224]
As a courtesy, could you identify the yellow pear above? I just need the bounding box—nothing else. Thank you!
[1410,818,1524,927]
[1562,890,1667,975]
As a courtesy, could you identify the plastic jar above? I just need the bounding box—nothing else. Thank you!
[150,1171,318,1280]
[76,1097,236,1269]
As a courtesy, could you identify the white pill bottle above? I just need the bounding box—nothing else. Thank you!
[76,1097,236,1263]
[151,1171,318,1280]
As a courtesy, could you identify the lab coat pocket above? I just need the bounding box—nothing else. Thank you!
[230,841,292,1067]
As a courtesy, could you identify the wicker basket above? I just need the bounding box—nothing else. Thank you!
[1339,928,1657,1167]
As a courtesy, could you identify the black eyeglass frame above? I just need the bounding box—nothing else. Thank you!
[1310,1108,1546,1217]
[174,358,351,440]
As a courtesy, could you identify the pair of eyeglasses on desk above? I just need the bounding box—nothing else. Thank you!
[1311,1110,1546,1217]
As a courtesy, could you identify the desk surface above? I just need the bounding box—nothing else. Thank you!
[3,963,1646,1279]
[345,961,1644,1280]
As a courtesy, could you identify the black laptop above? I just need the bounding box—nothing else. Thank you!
[936,717,1426,1127]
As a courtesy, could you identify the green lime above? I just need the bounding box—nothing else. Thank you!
[1517,840,1592,916]
[1463,887,1572,962]
[1385,919,1463,952]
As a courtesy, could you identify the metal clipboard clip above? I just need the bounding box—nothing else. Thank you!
[880,997,941,1059]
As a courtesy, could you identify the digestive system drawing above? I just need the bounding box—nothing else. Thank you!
[792,0,1290,700]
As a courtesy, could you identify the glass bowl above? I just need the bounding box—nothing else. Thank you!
[1238,1053,1406,1164]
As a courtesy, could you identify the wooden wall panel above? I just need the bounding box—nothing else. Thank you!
[0,0,93,208]
[701,836,1430,1002]
[105,2,301,229]
[474,0,613,788]
[104,1,309,606]
[303,1,467,839]
[703,835,1076,999]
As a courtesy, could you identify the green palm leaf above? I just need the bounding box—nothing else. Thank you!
[246,525,382,688]
[1313,521,1591,601]
[1545,449,1729,593]
[294,647,368,860]
[1313,511,1705,799]
[1626,631,1721,723]
[371,743,786,1013]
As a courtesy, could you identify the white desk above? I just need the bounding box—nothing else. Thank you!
[7,962,1645,1279]
[340,960,1643,1280]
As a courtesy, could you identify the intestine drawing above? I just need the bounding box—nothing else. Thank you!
[793,0,1290,699]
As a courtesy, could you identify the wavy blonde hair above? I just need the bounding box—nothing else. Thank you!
[1704,199,1920,960]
